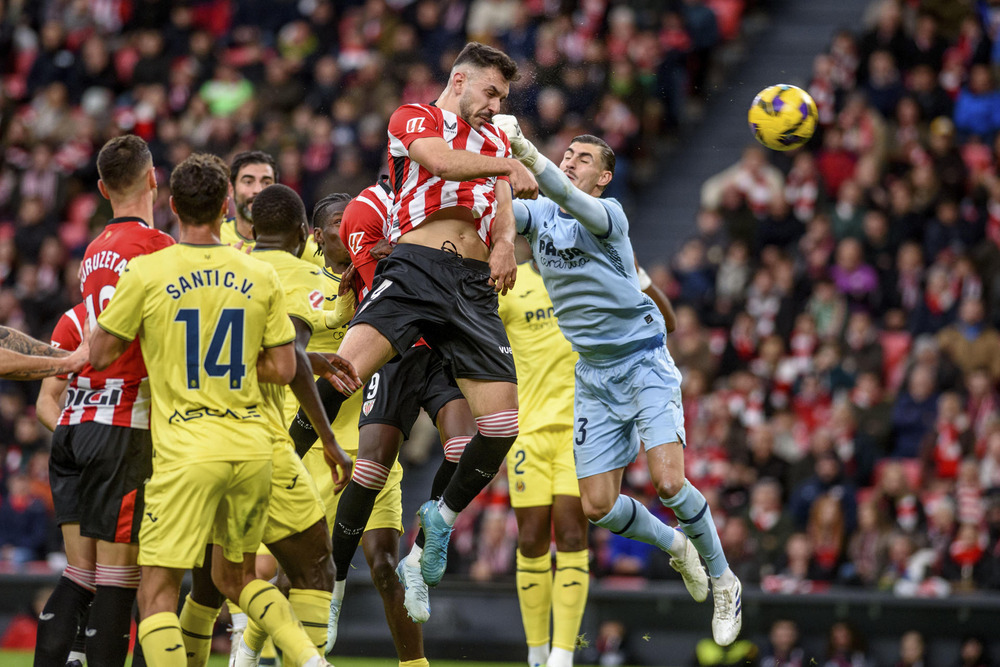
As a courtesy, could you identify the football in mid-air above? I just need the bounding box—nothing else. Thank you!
[747,84,818,151]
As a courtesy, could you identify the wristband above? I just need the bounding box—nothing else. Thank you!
[637,266,652,291]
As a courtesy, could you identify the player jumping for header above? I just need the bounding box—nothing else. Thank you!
[492,114,743,647]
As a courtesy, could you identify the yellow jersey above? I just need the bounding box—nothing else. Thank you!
[289,268,362,452]
[498,262,576,434]
[220,217,326,268]
[98,243,295,470]
[251,249,326,437]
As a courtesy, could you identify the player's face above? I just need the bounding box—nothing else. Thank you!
[458,67,510,130]
[315,209,350,266]
[560,142,612,195]
[232,162,275,222]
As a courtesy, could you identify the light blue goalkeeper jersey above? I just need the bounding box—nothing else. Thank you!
[513,194,665,361]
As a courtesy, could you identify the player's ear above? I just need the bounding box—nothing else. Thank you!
[313,225,324,248]
[219,196,229,220]
[168,195,177,216]
[597,170,613,189]
[97,180,110,200]
[146,166,157,190]
[452,69,466,93]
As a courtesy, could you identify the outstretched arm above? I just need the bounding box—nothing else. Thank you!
[494,115,611,237]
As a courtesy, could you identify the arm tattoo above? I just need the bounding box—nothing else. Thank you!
[0,326,68,358]
[1,366,67,381]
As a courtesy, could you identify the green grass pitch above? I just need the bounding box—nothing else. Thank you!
[1,653,526,666]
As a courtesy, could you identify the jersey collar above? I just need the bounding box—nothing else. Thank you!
[107,216,151,227]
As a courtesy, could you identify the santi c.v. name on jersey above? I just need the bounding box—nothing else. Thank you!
[165,268,255,300]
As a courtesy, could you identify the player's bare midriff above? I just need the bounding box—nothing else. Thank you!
[397,206,490,261]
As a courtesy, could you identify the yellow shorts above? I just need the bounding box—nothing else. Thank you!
[139,459,272,568]
[303,445,404,534]
[506,426,580,508]
[261,441,327,545]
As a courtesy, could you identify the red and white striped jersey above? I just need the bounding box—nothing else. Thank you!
[340,180,394,299]
[63,217,174,428]
[386,103,511,246]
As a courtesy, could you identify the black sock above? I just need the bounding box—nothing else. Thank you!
[33,577,93,667]
[70,619,88,656]
[130,604,147,667]
[290,377,348,457]
[441,432,516,513]
[86,586,138,667]
[331,480,380,581]
[415,459,458,549]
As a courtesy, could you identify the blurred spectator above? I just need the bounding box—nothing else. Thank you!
[843,499,890,587]
[954,635,991,667]
[822,621,874,667]
[760,619,805,667]
[937,297,1000,381]
[890,364,939,457]
[894,630,927,667]
[747,478,794,578]
[0,473,50,564]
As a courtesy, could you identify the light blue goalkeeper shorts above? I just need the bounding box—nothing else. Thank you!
[572,338,686,479]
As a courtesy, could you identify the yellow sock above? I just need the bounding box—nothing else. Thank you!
[290,588,332,653]
[261,636,277,660]
[552,549,589,652]
[243,618,267,653]
[178,594,221,667]
[239,579,317,666]
[138,611,186,667]
[516,550,553,648]
[399,659,431,667]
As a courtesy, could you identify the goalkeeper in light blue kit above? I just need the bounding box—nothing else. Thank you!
[493,114,743,647]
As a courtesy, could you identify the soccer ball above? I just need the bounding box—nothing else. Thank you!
[747,84,818,151]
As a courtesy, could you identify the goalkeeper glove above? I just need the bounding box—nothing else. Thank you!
[493,114,543,175]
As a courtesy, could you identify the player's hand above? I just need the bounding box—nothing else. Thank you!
[63,341,89,375]
[370,238,394,261]
[488,238,517,295]
[338,264,357,303]
[321,437,353,494]
[309,352,362,395]
[494,114,542,173]
[507,159,539,199]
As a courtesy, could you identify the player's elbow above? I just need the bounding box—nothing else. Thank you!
[423,155,451,179]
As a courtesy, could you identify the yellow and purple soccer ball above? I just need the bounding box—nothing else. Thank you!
[747,84,818,151]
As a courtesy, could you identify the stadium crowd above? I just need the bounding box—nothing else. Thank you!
[0,0,999,645]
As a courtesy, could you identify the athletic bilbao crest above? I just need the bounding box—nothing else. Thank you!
[363,398,375,415]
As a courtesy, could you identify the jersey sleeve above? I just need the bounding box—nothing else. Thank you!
[284,267,326,335]
[97,262,146,342]
[387,105,441,152]
[262,268,297,348]
[50,308,83,352]
[598,198,629,241]
[340,196,386,294]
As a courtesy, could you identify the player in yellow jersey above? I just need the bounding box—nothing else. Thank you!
[221,151,325,268]
[89,154,345,667]
[499,248,587,667]
[177,183,358,667]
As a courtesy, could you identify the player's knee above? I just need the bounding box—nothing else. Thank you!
[555,527,587,554]
[283,547,333,591]
[367,552,398,594]
[654,473,686,501]
[475,410,519,453]
[581,497,615,524]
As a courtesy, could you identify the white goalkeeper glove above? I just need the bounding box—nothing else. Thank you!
[493,114,543,175]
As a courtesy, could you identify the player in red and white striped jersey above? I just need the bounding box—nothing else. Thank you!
[36,135,174,667]
[289,43,537,599]
[340,178,394,300]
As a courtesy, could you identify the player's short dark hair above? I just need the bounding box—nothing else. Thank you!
[453,42,519,82]
[251,184,307,236]
[572,134,616,175]
[229,150,278,185]
[97,135,152,193]
[312,192,352,229]
[169,153,230,226]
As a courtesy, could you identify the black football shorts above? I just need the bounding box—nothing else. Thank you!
[50,422,151,543]
[351,243,517,383]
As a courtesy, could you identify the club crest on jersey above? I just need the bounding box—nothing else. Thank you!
[516,479,525,493]
[363,399,375,416]
[348,232,365,256]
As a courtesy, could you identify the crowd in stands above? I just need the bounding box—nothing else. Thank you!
[0,0,999,621]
